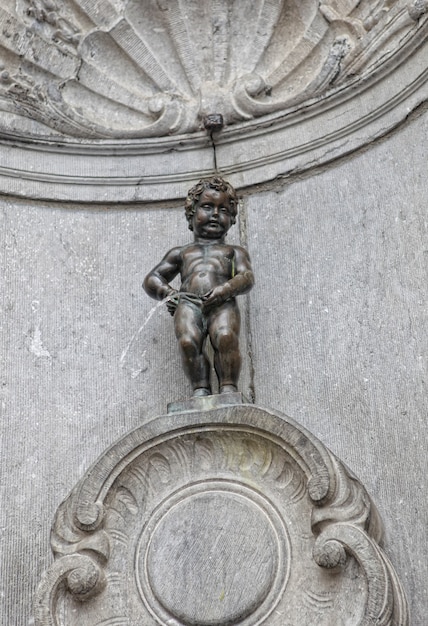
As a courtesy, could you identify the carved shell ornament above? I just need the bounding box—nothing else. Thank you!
[0,0,426,201]
[0,0,426,138]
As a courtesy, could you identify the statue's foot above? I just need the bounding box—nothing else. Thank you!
[219,384,238,394]
[193,387,211,397]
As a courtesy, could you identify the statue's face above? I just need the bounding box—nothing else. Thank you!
[193,188,233,239]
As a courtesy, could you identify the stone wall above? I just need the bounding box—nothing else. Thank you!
[0,110,427,624]
[245,110,428,622]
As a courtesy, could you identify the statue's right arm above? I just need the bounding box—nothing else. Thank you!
[143,247,182,300]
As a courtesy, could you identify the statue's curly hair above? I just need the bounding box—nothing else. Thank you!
[184,176,238,231]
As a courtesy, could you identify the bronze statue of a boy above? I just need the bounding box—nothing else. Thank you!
[144,176,254,397]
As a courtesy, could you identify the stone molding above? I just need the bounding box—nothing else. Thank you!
[0,1,426,202]
[1,1,427,138]
[34,403,409,625]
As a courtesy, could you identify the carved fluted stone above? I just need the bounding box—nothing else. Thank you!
[0,1,426,138]
[0,1,427,201]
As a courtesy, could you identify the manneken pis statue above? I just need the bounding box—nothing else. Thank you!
[143,176,254,397]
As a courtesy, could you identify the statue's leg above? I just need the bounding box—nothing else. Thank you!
[208,301,241,393]
[174,301,211,395]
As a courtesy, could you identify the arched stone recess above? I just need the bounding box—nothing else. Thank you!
[0,0,426,202]
[34,403,408,625]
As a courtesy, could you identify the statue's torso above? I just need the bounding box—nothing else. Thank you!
[179,243,235,296]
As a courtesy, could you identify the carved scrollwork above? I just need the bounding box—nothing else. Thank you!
[313,523,405,624]
[35,403,408,625]
[35,554,106,625]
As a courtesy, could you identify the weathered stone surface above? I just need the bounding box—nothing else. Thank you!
[0,1,426,202]
[167,391,246,414]
[0,3,425,624]
[34,402,408,625]
[2,0,425,138]
[0,112,425,624]
[0,200,251,624]
[245,110,428,623]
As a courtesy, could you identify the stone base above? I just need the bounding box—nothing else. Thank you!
[35,403,409,625]
[167,391,244,414]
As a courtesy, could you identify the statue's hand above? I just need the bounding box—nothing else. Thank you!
[202,284,232,311]
[165,290,179,316]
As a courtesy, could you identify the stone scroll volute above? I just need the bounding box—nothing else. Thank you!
[34,402,408,625]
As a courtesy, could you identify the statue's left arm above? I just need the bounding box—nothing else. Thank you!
[225,245,254,297]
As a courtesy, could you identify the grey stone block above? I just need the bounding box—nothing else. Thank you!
[35,403,408,625]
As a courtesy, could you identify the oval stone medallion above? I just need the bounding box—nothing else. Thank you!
[136,484,289,625]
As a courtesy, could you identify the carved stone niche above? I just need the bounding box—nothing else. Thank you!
[0,1,427,201]
[35,398,408,625]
